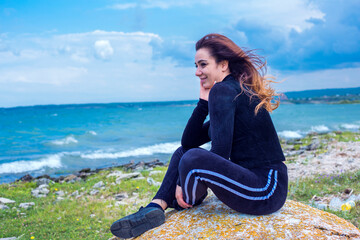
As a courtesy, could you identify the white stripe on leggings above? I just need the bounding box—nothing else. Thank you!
[184,169,277,204]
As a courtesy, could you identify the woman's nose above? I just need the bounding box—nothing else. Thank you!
[195,68,202,76]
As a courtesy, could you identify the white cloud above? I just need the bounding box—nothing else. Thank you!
[94,40,114,60]
[274,66,360,92]
[0,30,199,107]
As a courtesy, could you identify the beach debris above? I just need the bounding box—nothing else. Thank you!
[0,197,15,204]
[147,177,161,186]
[341,201,356,211]
[19,202,35,209]
[93,181,105,189]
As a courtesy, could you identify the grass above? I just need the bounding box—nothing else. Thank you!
[0,166,167,240]
[288,170,360,228]
[1,131,360,238]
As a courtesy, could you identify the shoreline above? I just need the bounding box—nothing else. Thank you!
[6,130,360,185]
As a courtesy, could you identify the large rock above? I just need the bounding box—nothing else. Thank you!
[134,195,360,239]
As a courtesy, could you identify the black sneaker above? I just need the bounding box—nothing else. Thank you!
[110,207,165,238]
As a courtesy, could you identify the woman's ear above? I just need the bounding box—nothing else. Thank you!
[220,60,229,73]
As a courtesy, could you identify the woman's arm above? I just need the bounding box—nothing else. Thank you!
[181,99,211,149]
[208,83,237,159]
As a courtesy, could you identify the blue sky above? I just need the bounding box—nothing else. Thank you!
[1,0,359,107]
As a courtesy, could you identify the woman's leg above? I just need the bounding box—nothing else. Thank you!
[111,146,187,238]
[178,148,288,215]
[152,146,186,209]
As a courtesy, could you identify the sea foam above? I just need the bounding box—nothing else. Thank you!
[278,130,302,139]
[340,123,360,130]
[50,136,78,145]
[81,142,180,159]
[0,154,62,174]
[310,125,330,133]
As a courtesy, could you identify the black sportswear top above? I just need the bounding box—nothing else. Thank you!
[181,74,285,169]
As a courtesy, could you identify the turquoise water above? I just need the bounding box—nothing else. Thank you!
[1,101,359,183]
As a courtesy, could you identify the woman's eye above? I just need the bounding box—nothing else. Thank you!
[200,63,207,67]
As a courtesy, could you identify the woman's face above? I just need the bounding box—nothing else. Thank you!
[195,48,227,89]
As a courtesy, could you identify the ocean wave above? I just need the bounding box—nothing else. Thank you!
[278,130,302,139]
[340,123,360,130]
[0,154,62,174]
[310,125,330,133]
[50,136,78,145]
[81,142,180,159]
[87,131,97,136]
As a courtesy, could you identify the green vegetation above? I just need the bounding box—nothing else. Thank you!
[288,170,360,228]
[1,131,360,239]
[0,166,167,240]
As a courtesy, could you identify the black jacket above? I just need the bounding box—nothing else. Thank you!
[181,74,285,169]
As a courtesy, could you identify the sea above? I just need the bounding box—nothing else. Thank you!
[1,100,360,183]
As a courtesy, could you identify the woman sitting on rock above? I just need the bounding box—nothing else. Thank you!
[110,33,288,239]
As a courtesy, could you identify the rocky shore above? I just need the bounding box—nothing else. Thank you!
[1,130,359,239]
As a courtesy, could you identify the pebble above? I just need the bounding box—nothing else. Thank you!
[93,181,105,189]
[35,178,53,186]
[55,191,65,196]
[114,193,128,201]
[89,190,99,195]
[147,177,161,186]
[0,204,10,210]
[19,202,35,209]
[0,197,15,204]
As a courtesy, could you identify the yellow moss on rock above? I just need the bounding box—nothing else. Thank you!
[133,195,360,240]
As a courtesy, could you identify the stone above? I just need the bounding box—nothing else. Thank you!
[0,197,15,204]
[114,193,128,201]
[0,237,18,240]
[93,181,105,189]
[90,190,99,195]
[31,185,50,198]
[0,204,10,210]
[18,174,34,182]
[55,191,65,196]
[147,177,161,187]
[19,202,35,209]
[134,195,360,239]
[79,168,91,173]
[149,170,163,176]
[64,174,77,182]
[35,178,53,186]
[115,172,141,184]
[70,190,79,197]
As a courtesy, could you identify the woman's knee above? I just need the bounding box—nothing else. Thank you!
[179,148,207,171]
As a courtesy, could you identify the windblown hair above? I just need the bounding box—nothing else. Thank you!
[196,33,280,114]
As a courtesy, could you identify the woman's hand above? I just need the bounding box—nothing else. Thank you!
[175,185,192,209]
[199,81,211,101]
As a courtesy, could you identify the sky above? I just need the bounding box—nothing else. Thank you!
[0,0,359,107]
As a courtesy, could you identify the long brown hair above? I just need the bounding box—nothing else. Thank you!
[196,33,280,114]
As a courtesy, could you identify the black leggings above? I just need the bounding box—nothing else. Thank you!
[153,146,288,215]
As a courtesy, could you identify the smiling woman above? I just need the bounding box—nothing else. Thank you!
[110,33,288,239]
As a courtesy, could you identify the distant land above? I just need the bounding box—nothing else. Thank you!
[281,86,360,104]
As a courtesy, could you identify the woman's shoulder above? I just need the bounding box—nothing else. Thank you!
[209,80,238,98]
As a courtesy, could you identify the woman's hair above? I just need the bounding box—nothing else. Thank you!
[196,33,280,114]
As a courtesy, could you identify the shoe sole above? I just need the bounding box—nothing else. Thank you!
[110,209,165,238]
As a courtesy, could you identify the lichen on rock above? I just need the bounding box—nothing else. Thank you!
[132,195,360,240]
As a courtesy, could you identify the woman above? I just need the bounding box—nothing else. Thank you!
[110,33,288,239]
